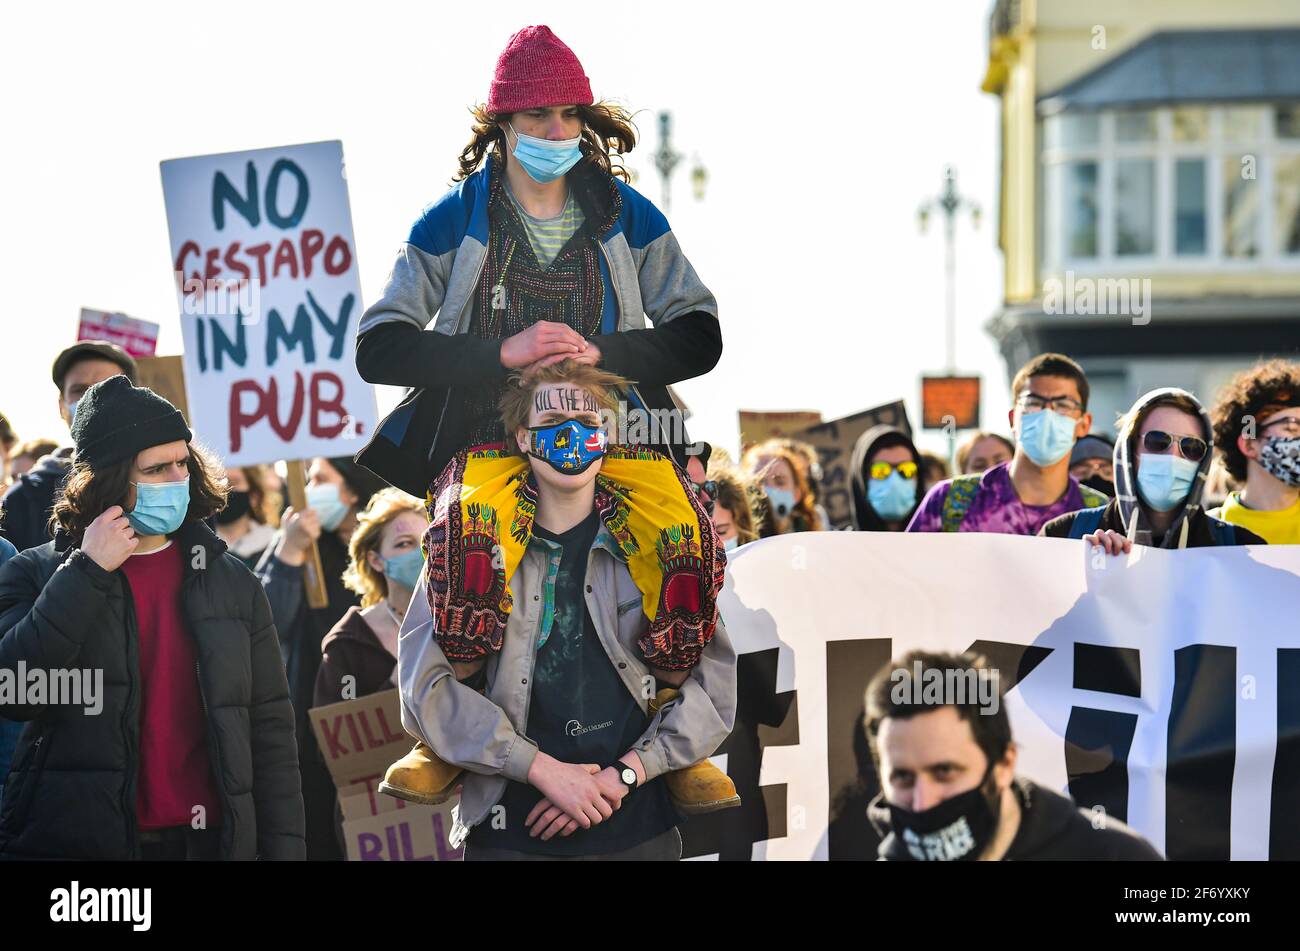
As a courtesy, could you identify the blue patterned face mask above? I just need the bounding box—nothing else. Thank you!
[128,478,190,536]
[528,418,608,474]
[508,123,583,184]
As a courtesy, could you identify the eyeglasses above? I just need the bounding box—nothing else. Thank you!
[1142,430,1208,462]
[1260,416,1300,438]
[691,479,717,516]
[1017,393,1085,417]
[869,461,919,481]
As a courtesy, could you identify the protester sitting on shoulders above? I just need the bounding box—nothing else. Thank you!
[1041,388,1263,551]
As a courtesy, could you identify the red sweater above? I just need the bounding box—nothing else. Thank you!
[120,541,223,831]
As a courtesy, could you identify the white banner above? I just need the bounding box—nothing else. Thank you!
[705,533,1300,861]
[160,139,376,467]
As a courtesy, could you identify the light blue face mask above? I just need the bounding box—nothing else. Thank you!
[1017,409,1079,467]
[723,536,739,553]
[764,485,797,520]
[508,123,583,184]
[128,478,190,536]
[1136,453,1200,512]
[867,472,918,522]
[307,482,349,532]
[66,400,80,428]
[383,547,425,591]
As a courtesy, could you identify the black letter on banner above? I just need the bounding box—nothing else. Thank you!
[1271,648,1300,859]
[1166,644,1235,860]
[679,648,798,860]
[825,638,894,860]
[1064,644,1141,822]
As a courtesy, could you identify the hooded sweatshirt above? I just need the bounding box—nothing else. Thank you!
[850,426,925,531]
[1041,388,1262,548]
[868,778,1163,861]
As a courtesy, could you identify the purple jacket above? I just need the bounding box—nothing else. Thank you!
[906,462,1106,536]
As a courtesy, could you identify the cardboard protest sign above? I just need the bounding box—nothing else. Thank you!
[133,355,190,422]
[308,689,410,792]
[791,400,911,530]
[342,801,464,862]
[160,140,376,467]
[683,533,1300,860]
[738,410,823,450]
[77,308,159,358]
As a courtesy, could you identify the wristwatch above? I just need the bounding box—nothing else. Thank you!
[610,762,638,794]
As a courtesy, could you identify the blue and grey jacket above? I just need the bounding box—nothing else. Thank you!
[354,154,721,497]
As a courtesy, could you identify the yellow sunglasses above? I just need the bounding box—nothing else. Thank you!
[869,461,919,481]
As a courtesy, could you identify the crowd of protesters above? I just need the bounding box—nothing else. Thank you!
[0,22,1297,864]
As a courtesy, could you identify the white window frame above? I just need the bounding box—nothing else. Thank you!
[1040,103,1300,275]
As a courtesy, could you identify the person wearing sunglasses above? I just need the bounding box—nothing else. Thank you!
[1041,388,1263,551]
[850,426,926,532]
[1208,360,1300,545]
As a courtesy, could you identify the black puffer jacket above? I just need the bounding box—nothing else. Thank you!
[0,519,305,860]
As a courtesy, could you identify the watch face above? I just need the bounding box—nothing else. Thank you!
[620,767,637,786]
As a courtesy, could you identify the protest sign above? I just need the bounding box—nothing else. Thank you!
[342,801,463,862]
[160,139,376,468]
[133,355,190,421]
[77,308,159,358]
[791,400,911,529]
[738,410,823,450]
[687,533,1300,860]
[309,688,410,792]
[921,375,981,430]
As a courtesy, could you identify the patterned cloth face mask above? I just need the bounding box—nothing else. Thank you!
[528,418,608,474]
[1258,436,1300,488]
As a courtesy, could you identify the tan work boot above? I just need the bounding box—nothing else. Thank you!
[378,741,463,805]
[649,687,742,815]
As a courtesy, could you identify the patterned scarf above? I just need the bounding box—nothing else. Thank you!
[423,443,725,672]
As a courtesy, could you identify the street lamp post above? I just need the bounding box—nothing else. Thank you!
[917,165,981,374]
[652,110,707,212]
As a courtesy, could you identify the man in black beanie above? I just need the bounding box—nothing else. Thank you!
[0,376,305,860]
[253,455,385,860]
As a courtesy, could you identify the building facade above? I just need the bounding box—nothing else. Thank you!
[982,0,1300,432]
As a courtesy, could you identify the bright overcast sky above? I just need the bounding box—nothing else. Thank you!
[1,0,1006,461]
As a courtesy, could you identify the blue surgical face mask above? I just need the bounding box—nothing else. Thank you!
[528,418,607,475]
[66,399,79,428]
[867,472,918,522]
[1136,453,1200,512]
[764,485,796,520]
[383,547,425,591]
[307,482,349,532]
[128,478,191,536]
[723,536,739,553]
[508,123,583,184]
[1017,409,1079,467]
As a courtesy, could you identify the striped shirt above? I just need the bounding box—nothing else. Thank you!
[504,182,585,269]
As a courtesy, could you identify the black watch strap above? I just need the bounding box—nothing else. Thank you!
[611,761,638,792]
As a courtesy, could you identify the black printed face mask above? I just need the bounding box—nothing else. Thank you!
[886,767,1003,861]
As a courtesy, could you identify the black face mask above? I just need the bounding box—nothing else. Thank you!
[215,490,252,526]
[885,767,1002,861]
[1082,474,1115,497]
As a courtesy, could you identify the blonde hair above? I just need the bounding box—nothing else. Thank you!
[497,359,630,451]
[343,488,427,607]
[741,439,824,532]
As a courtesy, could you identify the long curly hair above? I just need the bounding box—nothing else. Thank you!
[50,443,228,544]
[453,100,638,184]
[1211,359,1300,482]
[742,440,824,534]
[343,488,428,608]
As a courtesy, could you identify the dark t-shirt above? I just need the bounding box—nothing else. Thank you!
[468,510,677,855]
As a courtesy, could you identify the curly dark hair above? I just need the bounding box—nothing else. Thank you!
[1211,360,1300,482]
[454,100,638,184]
[50,443,229,544]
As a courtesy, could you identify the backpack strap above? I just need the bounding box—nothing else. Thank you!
[939,475,982,533]
[1206,513,1238,546]
[1066,506,1106,540]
